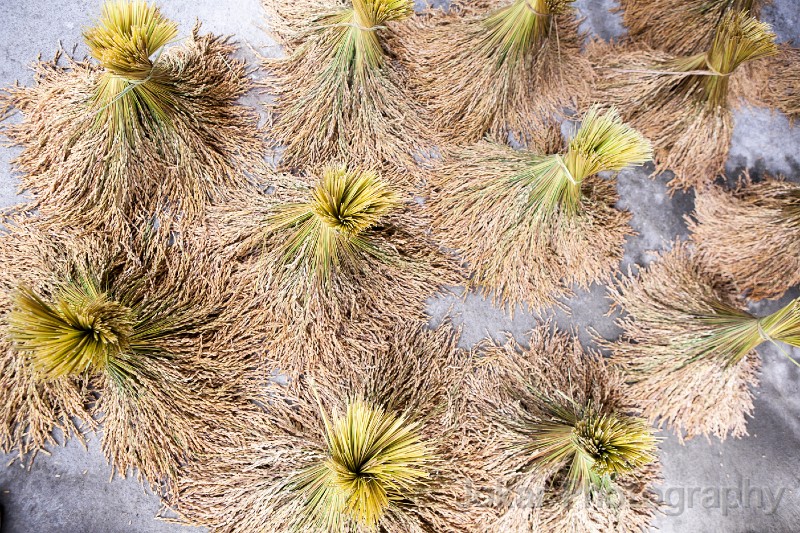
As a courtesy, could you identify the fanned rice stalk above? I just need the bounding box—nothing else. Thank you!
[0,208,262,497]
[462,327,661,532]
[189,165,463,374]
[0,1,267,234]
[589,10,777,191]
[689,177,800,300]
[603,242,800,441]
[400,0,592,147]
[759,44,800,122]
[427,107,651,313]
[263,0,431,182]
[167,322,496,532]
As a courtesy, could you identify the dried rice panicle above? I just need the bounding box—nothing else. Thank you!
[0,0,267,235]
[193,165,463,375]
[0,208,262,497]
[401,0,592,148]
[604,242,800,441]
[462,327,661,532]
[428,106,651,313]
[590,10,777,191]
[619,0,770,55]
[263,0,431,183]
[759,44,800,122]
[167,322,494,533]
[690,177,800,300]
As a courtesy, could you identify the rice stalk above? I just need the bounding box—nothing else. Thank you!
[760,44,800,121]
[187,169,462,374]
[264,0,429,180]
[292,398,431,530]
[590,10,777,190]
[603,242,799,440]
[84,1,178,140]
[0,210,262,494]
[266,166,400,285]
[619,0,769,55]
[462,328,661,532]
[167,322,493,532]
[401,0,592,146]
[428,106,650,312]
[0,10,267,233]
[690,178,800,300]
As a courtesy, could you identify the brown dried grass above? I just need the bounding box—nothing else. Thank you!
[760,44,800,121]
[588,12,776,191]
[0,209,262,497]
[262,0,433,183]
[167,321,495,532]
[426,123,638,313]
[399,0,593,148]
[603,242,761,441]
[189,167,463,375]
[462,327,661,532]
[689,177,800,300]
[619,0,770,55]
[0,28,267,234]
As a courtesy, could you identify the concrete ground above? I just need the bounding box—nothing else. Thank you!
[0,0,798,532]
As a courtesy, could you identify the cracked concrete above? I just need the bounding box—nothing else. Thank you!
[1,0,799,532]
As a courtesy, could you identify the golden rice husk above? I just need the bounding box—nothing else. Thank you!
[759,44,800,121]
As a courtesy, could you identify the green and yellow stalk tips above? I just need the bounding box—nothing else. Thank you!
[84,0,179,135]
[268,166,399,281]
[671,10,777,106]
[481,0,574,64]
[520,106,651,217]
[322,0,413,74]
[293,399,431,529]
[8,280,135,379]
[522,398,656,494]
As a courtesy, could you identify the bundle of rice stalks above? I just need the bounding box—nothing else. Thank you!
[0,209,261,496]
[427,106,651,313]
[760,44,800,121]
[619,0,771,55]
[0,0,267,233]
[168,322,494,532]
[463,327,660,532]
[193,164,462,374]
[604,242,800,441]
[263,0,432,181]
[689,177,800,300]
[590,10,778,191]
[401,0,592,147]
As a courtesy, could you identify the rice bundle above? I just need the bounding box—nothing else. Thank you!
[619,0,770,55]
[0,0,266,233]
[401,0,592,147]
[427,106,651,312]
[590,10,777,191]
[690,177,800,300]
[604,242,800,441]
[168,322,493,532]
[0,210,260,496]
[263,0,430,181]
[464,327,660,532]
[760,44,800,121]
[194,165,462,374]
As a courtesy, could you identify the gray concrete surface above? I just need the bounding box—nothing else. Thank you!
[1,0,799,532]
